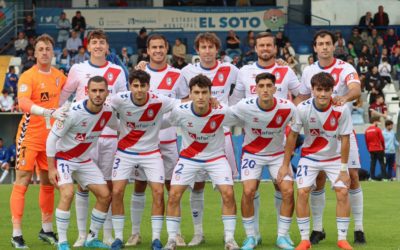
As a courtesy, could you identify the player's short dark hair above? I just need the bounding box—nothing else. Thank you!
[194,32,221,50]
[255,72,276,85]
[385,120,394,127]
[87,75,108,89]
[313,30,336,46]
[34,34,55,48]
[87,29,108,43]
[129,69,150,85]
[370,116,381,123]
[254,31,275,46]
[147,34,168,49]
[9,66,14,71]
[311,72,334,90]
[189,74,212,91]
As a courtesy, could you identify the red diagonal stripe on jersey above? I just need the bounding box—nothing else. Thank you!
[180,141,208,158]
[103,67,122,86]
[330,68,343,86]
[139,103,162,122]
[272,67,288,84]
[157,71,180,90]
[92,111,112,132]
[267,109,291,128]
[201,114,224,133]
[55,143,92,160]
[117,130,146,150]
[212,66,231,87]
[323,110,342,131]
[243,137,273,154]
[301,137,328,157]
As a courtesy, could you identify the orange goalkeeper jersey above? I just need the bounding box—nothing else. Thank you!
[16,65,66,151]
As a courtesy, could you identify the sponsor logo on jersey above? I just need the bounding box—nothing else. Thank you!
[40,92,49,102]
[250,85,256,94]
[310,129,320,136]
[126,111,132,116]
[127,122,135,129]
[252,128,262,136]
[75,133,86,142]
[189,132,196,140]
[187,122,193,127]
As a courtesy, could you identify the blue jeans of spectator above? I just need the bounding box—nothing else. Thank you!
[370,151,386,179]
[385,153,395,179]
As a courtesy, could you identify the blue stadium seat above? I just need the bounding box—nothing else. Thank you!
[125,46,134,55]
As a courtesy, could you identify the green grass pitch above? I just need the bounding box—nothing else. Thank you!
[0,182,399,249]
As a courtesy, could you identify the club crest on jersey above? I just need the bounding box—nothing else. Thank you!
[218,73,224,82]
[107,72,114,82]
[330,117,336,127]
[276,115,282,125]
[147,109,154,118]
[166,77,172,86]
[275,72,281,80]
[210,121,217,130]
[19,84,28,93]
[332,73,338,82]
[56,120,64,129]
[40,82,45,89]
[75,133,86,142]
[100,118,106,128]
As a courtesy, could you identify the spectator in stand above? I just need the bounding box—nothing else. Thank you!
[373,36,385,63]
[219,50,232,63]
[307,55,314,65]
[383,120,398,180]
[21,46,35,73]
[391,40,400,57]
[225,30,241,57]
[378,56,392,84]
[7,139,16,169]
[287,55,299,76]
[14,31,28,57]
[351,97,365,125]
[0,138,10,183]
[56,12,70,48]
[357,57,369,91]
[365,116,387,181]
[359,11,374,33]
[369,94,388,121]
[72,46,89,64]
[359,44,373,63]
[23,14,36,38]
[242,37,256,64]
[334,37,349,61]
[275,31,288,52]
[366,28,380,51]
[334,30,346,47]
[66,30,82,56]
[3,66,18,96]
[172,54,187,69]
[284,41,296,57]
[231,55,242,68]
[136,27,148,55]
[373,5,389,27]
[241,30,254,49]
[347,42,358,61]
[12,98,19,112]
[394,55,400,81]
[71,10,86,38]
[346,55,356,67]
[349,27,363,55]
[57,48,71,72]
[137,48,149,63]
[118,47,132,68]
[172,38,186,63]
[383,28,398,52]
[0,89,14,112]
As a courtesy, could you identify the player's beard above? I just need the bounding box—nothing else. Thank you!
[258,53,275,63]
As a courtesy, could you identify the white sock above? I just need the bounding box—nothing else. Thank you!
[56,208,70,243]
[112,215,125,241]
[131,192,145,235]
[0,169,9,182]
[278,215,292,237]
[222,215,236,242]
[242,216,255,237]
[274,191,282,225]
[310,189,325,232]
[337,217,350,240]
[87,208,107,241]
[75,191,89,237]
[103,206,113,240]
[297,217,310,240]
[166,216,180,241]
[349,188,364,231]
[190,190,204,236]
[151,215,163,241]
[253,191,260,236]
[42,222,53,233]
[13,229,22,237]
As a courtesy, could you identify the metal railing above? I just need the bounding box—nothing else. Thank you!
[287,6,331,26]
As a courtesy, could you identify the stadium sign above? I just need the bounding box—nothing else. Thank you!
[38,7,285,32]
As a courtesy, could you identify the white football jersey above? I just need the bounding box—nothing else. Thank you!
[145,64,188,142]
[229,97,296,156]
[299,59,360,100]
[181,61,238,104]
[62,60,128,136]
[52,100,117,162]
[169,102,236,162]
[291,98,353,162]
[235,62,300,99]
[111,91,180,154]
